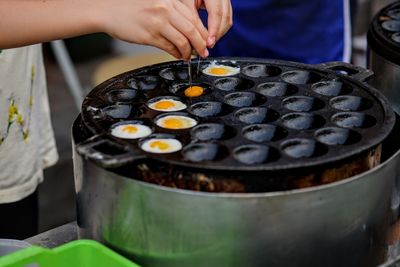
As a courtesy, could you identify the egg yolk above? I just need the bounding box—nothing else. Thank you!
[162,118,185,129]
[184,86,204,97]
[121,125,138,133]
[154,100,175,110]
[210,67,230,75]
[150,141,170,151]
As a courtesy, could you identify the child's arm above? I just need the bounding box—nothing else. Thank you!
[0,0,211,59]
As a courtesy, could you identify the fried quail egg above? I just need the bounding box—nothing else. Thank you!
[184,86,204,97]
[141,138,182,153]
[202,62,240,77]
[148,98,187,112]
[111,123,152,139]
[156,115,197,130]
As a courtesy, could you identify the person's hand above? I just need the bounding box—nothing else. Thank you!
[97,0,209,60]
[180,0,233,48]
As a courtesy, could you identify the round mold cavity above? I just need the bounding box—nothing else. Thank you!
[281,139,327,159]
[388,8,400,19]
[314,127,361,146]
[214,77,254,91]
[147,96,187,112]
[170,82,210,98]
[188,101,232,117]
[242,124,287,142]
[281,113,325,130]
[382,20,400,32]
[392,33,400,43]
[159,67,190,81]
[241,64,281,78]
[235,107,279,124]
[106,89,139,103]
[332,112,377,129]
[127,75,160,91]
[224,92,266,108]
[233,145,279,165]
[191,123,235,141]
[256,82,298,97]
[311,81,352,96]
[110,120,152,139]
[182,143,227,162]
[154,113,197,130]
[330,96,372,111]
[101,104,141,119]
[281,70,321,84]
[282,96,324,112]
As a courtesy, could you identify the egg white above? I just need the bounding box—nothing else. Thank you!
[202,62,240,77]
[111,124,152,139]
[141,138,183,154]
[156,115,198,130]
[148,98,187,112]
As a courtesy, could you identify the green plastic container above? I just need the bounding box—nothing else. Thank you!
[0,240,140,267]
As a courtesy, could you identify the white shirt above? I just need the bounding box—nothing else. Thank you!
[0,44,58,204]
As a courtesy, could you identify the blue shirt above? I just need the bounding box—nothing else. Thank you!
[201,0,350,64]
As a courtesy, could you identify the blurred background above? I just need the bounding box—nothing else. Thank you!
[38,0,397,232]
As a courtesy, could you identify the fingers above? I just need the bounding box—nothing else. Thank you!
[152,35,182,59]
[203,0,232,47]
[218,0,232,39]
[160,24,192,60]
[179,0,197,11]
[168,5,208,59]
[174,0,208,43]
[179,0,204,11]
[203,1,222,47]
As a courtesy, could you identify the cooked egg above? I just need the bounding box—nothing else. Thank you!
[202,62,240,77]
[148,98,187,112]
[141,138,182,153]
[156,115,197,130]
[111,124,152,139]
[184,86,204,97]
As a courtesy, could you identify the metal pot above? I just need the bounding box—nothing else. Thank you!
[368,1,400,113]
[73,57,400,266]
[371,0,398,20]
[73,114,400,267]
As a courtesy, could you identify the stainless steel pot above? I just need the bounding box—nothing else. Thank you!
[371,0,398,19]
[368,1,400,113]
[368,50,400,113]
[73,114,400,267]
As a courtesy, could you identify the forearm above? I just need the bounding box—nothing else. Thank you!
[0,0,101,48]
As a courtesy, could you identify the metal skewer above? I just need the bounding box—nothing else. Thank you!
[187,58,192,87]
[195,0,201,75]
[187,0,202,86]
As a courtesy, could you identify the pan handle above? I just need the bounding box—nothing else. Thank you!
[76,135,144,169]
[317,61,374,82]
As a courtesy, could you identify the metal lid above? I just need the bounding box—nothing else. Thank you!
[79,58,394,171]
[368,1,400,65]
